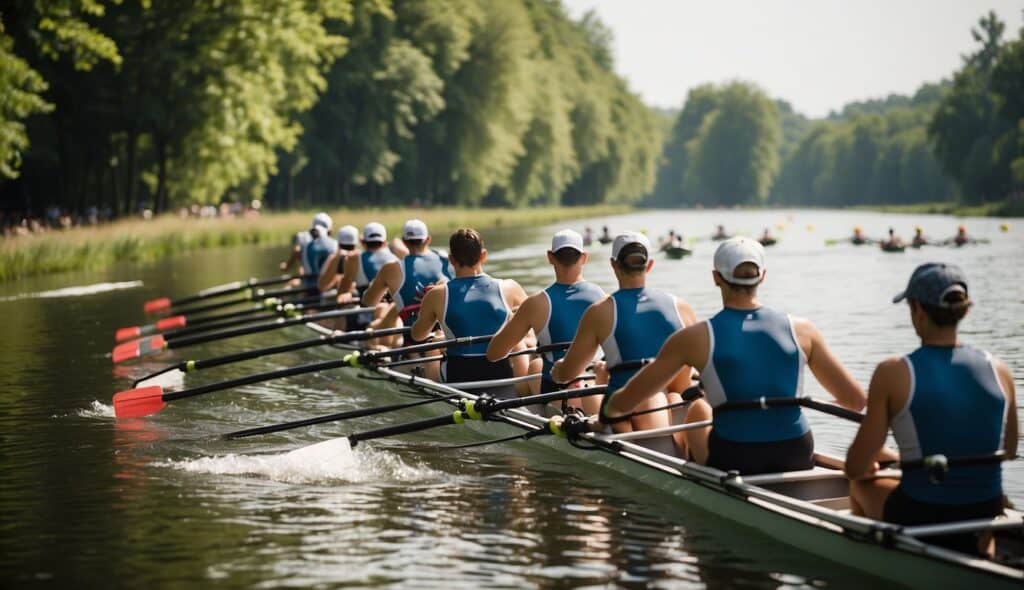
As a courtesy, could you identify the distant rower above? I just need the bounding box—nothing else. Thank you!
[338,222,398,330]
[912,226,928,249]
[280,212,337,289]
[846,263,1017,556]
[487,229,605,406]
[318,225,359,293]
[603,237,866,473]
[712,225,730,241]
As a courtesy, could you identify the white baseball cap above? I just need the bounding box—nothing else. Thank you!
[363,222,387,243]
[713,237,766,285]
[403,219,429,240]
[312,212,333,231]
[337,225,358,247]
[611,231,652,262]
[550,229,584,253]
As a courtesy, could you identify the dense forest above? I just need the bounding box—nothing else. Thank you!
[1,0,660,216]
[2,4,1022,218]
[650,11,1024,210]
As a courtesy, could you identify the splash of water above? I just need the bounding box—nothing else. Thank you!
[76,400,116,418]
[0,281,143,302]
[162,438,437,484]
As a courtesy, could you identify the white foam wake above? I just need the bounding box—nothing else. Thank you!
[78,400,116,418]
[163,438,437,484]
[0,281,143,302]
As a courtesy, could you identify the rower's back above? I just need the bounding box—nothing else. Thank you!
[893,345,1005,504]
[301,233,338,289]
[440,273,513,391]
[538,281,604,392]
[395,250,452,313]
[356,247,397,291]
[702,306,808,444]
[603,287,683,390]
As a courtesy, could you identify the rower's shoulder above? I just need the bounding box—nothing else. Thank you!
[870,356,910,386]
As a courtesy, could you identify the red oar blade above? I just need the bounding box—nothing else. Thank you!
[112,335,167,364]
[143,297,172,314]
[115,326,142,342]
[155,315,186,331]
[113,386,166,418]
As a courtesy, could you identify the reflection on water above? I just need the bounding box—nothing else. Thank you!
[0,210,1020,588]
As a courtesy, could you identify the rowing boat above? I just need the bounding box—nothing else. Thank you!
[664,246,692,259]
[295,319,1024,588]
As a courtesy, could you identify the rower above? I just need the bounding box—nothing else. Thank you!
[759,227,776,247]
[485,229,605,406]
[953,224,969,246]
[550,232,697,451]
[912,226,928,249]
[338,222,398,330]
[410,228,528,396]
[712,225,729,241]
[583,226,594,247]
[660,230,677,251]
[852,226,868,245]
[280,212,335,287]
[881,227,904,251]
[599,225,612,244]
[601,237,866,473]
[300,213,338,291]
[317,225,359,293]
[362,219,453,345]
[845,263,1017,556]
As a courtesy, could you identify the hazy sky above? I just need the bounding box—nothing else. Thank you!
[563,0,1024,118]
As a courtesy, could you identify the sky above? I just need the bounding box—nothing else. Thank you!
[562,0,1024,118]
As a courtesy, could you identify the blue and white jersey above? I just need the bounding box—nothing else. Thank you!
[395,250,453,312]
[441,274,509,357]
[893,345,1006,504]
[602,287,683,391]
[701,307,808,443]
[538,281,604,380]
[356,248,398,291]
[300,235,338,288]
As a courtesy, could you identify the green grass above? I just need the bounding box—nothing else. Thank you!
[0,205,628,282]
[853,198,1024,217]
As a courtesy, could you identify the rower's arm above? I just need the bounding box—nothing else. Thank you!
[550,300,608,384]
[995,358,1019,458]
[389,238,409,259]
[845,359,902,479]
[362,262,397,307]
[317,251,342,292]
[338,253,358,296]
[411,286,443,342]
[281,244,301,271]
[796,318,867,411]
[486,293,543,362]
[607,323,706,416]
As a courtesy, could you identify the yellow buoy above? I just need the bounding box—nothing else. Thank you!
[1000,223,1009,232]
[806,224,814,231]
[775,223,786,231]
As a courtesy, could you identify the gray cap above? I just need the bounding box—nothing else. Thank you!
[892,262,969,307]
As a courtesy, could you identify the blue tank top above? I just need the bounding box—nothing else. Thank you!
[702,307,807,443]
[538,281,604,380]
[602,287,682,390]
[893,345,1005,504]
[441,274,509,357]
[300,236,338,288]
[395,250,453,311]
[356,248,397,289]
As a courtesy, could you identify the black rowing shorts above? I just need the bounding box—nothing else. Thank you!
[706,430,815,475]
[442,356,514,399]
[884,486,1004,556]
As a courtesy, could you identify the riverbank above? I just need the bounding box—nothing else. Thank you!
[853,197,1024,217]
[0,205,627,281]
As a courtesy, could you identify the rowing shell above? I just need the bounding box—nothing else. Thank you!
[299,320,1024,587]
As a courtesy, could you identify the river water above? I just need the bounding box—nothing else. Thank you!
[1,209,1021,589]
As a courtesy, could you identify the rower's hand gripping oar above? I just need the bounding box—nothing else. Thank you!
[143,273,308,314]
[111,305,374,363]
[220,342,573,439]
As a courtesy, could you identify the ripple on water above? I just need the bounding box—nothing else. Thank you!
[159,437,438,484]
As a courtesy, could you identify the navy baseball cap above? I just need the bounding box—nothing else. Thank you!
[892,263,969,307]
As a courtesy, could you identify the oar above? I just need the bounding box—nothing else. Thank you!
[143,299,344,343]
[340,385,608,447]
[132,326,412,387]
[220,342,573,439]
[117,294,331,342]
[162,285,319,318]
[111,306,373,363]
[143,274,306,313]
[716,396,863,423]
[113,335,455,418]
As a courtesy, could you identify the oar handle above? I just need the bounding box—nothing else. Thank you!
[363,334,493,362]
[715,396,864,423]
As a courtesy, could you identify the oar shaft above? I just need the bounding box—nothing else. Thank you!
[181,296,321,327]
[349,414,456,446]
[167,307,370,350]
[163,357,349,402]
[173,285,317,317]
[168,275,297,307]
[163,300,341,341]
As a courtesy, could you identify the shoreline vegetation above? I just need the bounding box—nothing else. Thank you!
[851,197,1024,218]
[0,205,627,282]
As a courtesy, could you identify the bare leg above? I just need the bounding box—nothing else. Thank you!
[666,391,688,457]
[684,398,713,464]
[848,477,899,518]
[630,392,671,432]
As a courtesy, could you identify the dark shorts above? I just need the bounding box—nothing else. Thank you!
[706,430,815,475]
[883,486,1004,555]
[347,310,373,332]
[442,356,514,398]
[541,378,561,393]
